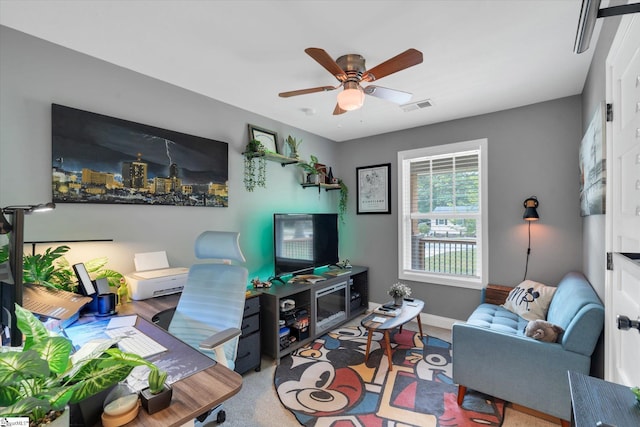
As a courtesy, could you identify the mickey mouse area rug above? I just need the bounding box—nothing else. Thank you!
[274,325,505,427]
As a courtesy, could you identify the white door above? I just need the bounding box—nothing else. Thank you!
[605,13,640,386]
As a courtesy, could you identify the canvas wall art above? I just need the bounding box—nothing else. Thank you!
[52,104,229,207]
[579,102,606,216]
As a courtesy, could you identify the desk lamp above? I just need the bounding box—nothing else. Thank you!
[0,202,56,346]
[522,196,539,281]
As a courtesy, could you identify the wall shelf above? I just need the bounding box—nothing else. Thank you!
[301,183,341,193]
[243,151,299,167]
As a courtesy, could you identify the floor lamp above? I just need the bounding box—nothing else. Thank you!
[0,203,55,346]
[523,196,539,281]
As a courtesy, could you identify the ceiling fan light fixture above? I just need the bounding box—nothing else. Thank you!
[337,81,364,111]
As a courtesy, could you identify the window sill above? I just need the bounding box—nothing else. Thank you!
[399,270,484,290]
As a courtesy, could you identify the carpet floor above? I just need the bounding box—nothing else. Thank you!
[197,319,559,427]
[274,325,505,426]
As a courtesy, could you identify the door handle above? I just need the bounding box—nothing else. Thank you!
[616,315,640,332]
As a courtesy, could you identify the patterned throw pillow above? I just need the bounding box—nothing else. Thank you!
[501,280,557,321]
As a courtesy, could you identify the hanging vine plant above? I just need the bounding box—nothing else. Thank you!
[244,139,267,191]
[338,179,349,223]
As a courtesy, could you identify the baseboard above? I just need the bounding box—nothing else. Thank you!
[367,301,462,330]
[510,403,565,425]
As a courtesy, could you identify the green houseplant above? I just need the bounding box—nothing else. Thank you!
[0,304,156,425]
[22,245,127,293]
[22,245,73,290]
[284,135,302,159]
[140,366,171,414]
[297,155,320,184]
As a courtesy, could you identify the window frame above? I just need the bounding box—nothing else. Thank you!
[397,138,488,290]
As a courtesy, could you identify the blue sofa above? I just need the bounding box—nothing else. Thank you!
[452,272,604,423]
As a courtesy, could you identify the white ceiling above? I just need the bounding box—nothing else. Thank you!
[0,0,600,142]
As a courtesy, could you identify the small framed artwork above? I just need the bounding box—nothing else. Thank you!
[248,124,279,153]
[357,163,391,214]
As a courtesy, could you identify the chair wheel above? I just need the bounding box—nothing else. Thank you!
[216,409,226,424]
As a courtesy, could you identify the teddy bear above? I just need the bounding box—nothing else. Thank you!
[524,319,564,343]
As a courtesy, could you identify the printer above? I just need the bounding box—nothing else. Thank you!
[125,251,188,300]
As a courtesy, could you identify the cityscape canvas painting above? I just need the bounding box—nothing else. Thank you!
[52,104,229,207]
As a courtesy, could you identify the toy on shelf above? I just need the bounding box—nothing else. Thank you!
[251,277,272,288]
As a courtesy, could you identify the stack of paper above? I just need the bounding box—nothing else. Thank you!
[373,306,401,317]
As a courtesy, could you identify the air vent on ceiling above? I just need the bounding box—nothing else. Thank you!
[401,99,433,112]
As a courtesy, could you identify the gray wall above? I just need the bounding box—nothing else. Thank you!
[0,26,339,281]
[2,22,605,324]
[337,97,584,321]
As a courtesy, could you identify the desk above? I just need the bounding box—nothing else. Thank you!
[361,299,425,371]
[73,294,243,427]
[568,371,640,427]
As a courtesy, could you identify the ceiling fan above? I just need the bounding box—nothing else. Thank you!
[279,47,423,115]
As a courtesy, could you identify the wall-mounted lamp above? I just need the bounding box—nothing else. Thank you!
[574,0,640,54]
[522,196,540,281]
[523,196,540,221]
[1,202,56,346]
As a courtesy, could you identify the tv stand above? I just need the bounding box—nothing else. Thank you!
[258,266,368,361]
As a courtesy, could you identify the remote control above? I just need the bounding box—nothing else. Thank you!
[404,297,414,302]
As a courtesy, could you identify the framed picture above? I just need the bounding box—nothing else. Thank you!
[248,124,279,153]
[357,163,391,214]
[579,102,606,216]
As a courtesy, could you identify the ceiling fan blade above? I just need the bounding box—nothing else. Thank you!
[361,48,423,82]
[305,48,347,80]
[363,85,413,104]
[333,103,347,115]
[279,86,338,98]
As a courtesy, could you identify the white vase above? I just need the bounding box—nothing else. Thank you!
[48,407,70,427]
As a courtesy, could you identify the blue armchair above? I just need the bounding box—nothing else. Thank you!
[452,272,604,425]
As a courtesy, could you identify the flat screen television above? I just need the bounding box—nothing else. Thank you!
[273,213,339,277]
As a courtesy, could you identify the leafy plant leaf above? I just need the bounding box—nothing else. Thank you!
[68,360,133,403]
[84,257,108,274]
[15,304,49,349]
[31,336,73,374]
[0,396,51,419]
[0,350,50,387]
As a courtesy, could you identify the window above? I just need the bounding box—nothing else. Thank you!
[398,139,487,289]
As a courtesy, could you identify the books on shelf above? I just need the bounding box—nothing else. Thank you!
[323,269,351,278]
[373,305,401,317]
[288,274,326,285]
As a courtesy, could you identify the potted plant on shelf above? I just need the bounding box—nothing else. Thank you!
[0,304,155,426]
[243,139,267,191]
[285,135,302,159]
[140,366,172,414]
[388,282,412,307]
[297,155,321,184]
